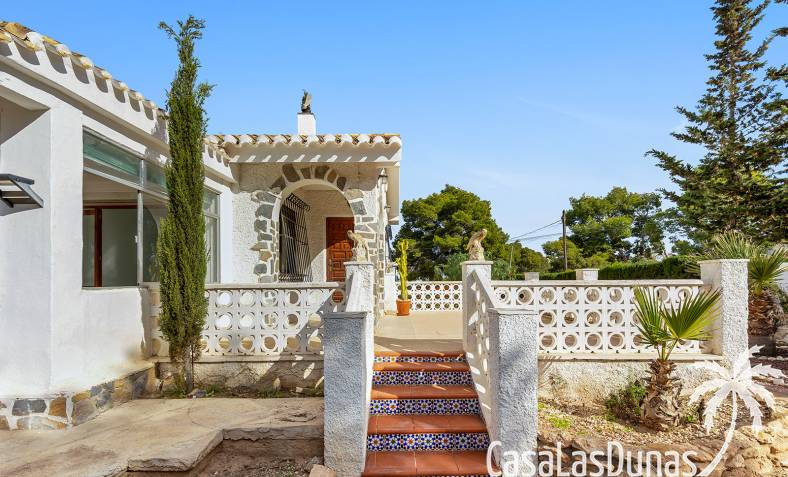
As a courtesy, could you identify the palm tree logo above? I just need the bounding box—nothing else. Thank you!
[689,345,784,476]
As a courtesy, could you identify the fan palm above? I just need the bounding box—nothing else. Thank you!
[689,346,784,476]
[689,232,787,337]
[633,287,720,430]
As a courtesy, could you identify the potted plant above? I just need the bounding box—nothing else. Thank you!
[395,240,411,316]
[633,286,720,430]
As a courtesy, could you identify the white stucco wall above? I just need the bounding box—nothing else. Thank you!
[0,94,54,395]
[0,45,237,396]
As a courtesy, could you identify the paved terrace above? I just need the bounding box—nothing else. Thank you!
[374,311,463,354]
[0,398,323,477]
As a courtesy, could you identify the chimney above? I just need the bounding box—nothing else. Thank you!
[298,112,316,135]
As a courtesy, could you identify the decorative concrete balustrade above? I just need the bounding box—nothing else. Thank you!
[147,283,345,358]
[492,280,704,354]
[462,261,539,468]
[406,281,463,311]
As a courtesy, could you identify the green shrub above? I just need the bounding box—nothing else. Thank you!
[540,270,576,280]
[598,256,697,280]
[546,414,572,430]
[604,379,646,423]
[540,256,697,281]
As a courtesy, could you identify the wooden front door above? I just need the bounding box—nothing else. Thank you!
[325,217,354,282]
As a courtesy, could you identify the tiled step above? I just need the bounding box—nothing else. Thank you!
[367,432,490,452]
[374,351,466,364]
[362,450,492,477]
[373,371,473,386]
[369,415,487,434]
[373,362,470,372]
[370,398,481,415]
[368,415,489,452]
[371,385,477,400]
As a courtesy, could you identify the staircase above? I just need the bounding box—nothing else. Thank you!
[363,350,492,476]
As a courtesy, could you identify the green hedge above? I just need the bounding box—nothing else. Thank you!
[539,256,697,281]
[539,270,576,280]
[598,256,697,280]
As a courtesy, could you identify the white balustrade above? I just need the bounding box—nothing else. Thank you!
[148,283,345,358]
[492,280,705,354]
[407,281,463,311]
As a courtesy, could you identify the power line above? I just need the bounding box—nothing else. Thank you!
[511,232,563,243]
[509,220,562,241]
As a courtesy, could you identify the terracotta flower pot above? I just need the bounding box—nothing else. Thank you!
[396,299,411,316]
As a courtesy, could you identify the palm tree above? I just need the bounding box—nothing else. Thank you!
[633,287,720,430]
[690,232,787,337]
[688,346,784,476]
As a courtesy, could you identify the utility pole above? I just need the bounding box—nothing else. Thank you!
[562,210,568,271]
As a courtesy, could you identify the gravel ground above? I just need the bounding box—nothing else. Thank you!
[538,396,775,447]
[201,457,316,477]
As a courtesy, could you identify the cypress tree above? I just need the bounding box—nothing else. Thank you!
[157,16,213,392]
[647,0,787,243]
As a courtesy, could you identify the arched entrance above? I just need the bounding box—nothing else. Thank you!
[278,183,354,283]
[250,164,378,284]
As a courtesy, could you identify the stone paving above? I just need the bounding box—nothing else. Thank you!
[374,311,463,354]
[0,398,323,477]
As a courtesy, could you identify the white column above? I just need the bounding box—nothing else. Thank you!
[700,259,749,365]
[575,268,599,280]
[487,308,539,473]
[383,263,398,314]
[461,261,493,350]
[323,261,374,476]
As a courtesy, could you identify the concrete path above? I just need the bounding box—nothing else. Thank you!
[375,311,463,353]
[0,398,323,477]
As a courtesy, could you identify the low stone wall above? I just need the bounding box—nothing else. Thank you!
[157,358,324,393]
[0,365,156,430]
[537,406,788,477]
[538,356,716,404]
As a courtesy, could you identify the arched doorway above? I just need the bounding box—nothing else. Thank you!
[278,183,354,283]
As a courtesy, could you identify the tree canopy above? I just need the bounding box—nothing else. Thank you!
[394,185,509,279]
[566,187,669,261]
[647,0,787,244]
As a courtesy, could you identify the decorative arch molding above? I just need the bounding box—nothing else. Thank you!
[249,164,379,283]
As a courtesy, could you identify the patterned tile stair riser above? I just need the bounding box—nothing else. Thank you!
[363,351,495,477]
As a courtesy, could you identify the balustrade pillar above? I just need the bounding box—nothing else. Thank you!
[487,308,539,472]
[323,261,374,476]
[700,259,749,365]
[461,260,493,350]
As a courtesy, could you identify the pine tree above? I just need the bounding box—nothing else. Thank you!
[647,0,787,243]
[157,16,213,392]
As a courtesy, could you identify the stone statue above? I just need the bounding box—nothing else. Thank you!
[347,229,370,262]
[467,228,487,261]
[300,90,312,114]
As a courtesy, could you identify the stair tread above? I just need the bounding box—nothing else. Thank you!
[373,362,470,372]
[369,414,487,435]
[363,450,491,476]
[372,385,477,400]
[375,351,465,358]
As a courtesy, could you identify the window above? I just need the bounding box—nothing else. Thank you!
[82,130,220,286]
[203,189,220,283]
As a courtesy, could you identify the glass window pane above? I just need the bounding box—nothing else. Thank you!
[83,131,141,185]
[101,208,138,286]
[82,212,96,287]
[143,194,168,282]
[205,216,219,283]
[203,190,218,215]
[145,162,167,194]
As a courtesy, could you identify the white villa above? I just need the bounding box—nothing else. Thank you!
[0,21,400,429]
[1,19,771,477]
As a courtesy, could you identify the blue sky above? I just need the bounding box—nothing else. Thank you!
[6,1,785,248]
